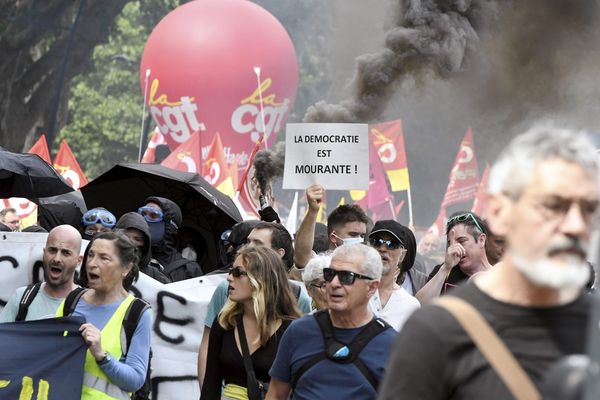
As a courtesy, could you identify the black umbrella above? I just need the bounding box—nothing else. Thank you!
[81,163,243,267]
[0,149,74,198]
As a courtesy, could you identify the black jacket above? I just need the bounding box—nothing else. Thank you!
[145,196,203,281]
[115,212,171,284]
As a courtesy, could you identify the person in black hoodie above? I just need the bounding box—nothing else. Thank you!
[115,212,171,284]
[138,196,202,281]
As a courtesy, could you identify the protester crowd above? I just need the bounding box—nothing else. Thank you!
[1,123,599,400]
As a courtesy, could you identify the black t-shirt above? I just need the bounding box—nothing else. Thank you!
[428,263,470,294]
[379,282,592,400]
[201,318,291,399]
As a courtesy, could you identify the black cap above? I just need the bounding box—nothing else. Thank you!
[369,220,406,247]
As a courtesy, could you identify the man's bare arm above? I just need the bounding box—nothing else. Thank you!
[293,184,324,269]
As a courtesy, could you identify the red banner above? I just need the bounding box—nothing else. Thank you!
[471,163,490,218]
[369,120,410,192]
[141,128,168,163]
[201,133,236,197]
[427,206,447,237]
[441,128,480,208]
[161,131,202,173]
[28,135,51,164]
[53,140,88,190]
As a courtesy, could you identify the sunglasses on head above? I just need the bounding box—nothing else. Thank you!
[82,209,116,228]
[368,237,403,250]
[228,266,248,278]
[322,267,373,285]
[137,206,164,223]
[447,212,484,234]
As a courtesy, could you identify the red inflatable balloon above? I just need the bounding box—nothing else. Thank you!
[140,0,298,169]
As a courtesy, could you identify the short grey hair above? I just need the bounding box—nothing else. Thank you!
[488,123,600,199]
[302,255,331,284]
[330,243,383,280]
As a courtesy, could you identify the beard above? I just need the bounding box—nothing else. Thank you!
[511,237,590,290]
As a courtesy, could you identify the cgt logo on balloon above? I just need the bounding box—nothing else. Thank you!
[231,78,290,144]
[149,79,206,144]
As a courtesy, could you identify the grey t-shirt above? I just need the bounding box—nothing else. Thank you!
[0,283,64,322]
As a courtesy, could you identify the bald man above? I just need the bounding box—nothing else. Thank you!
[0,225,82,322]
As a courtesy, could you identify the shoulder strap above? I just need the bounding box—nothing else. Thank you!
[434,296,541,400]
[121,297,151,356]
[63,287,88,316]
[290,310,389,390]
[16,282,42,322]
[235,313,261,400]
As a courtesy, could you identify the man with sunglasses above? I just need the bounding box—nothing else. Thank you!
[380,125,600,399]
[80,207,116,240]
[367,220,420,331]
[415,211,491,304]
[267,244,395,400]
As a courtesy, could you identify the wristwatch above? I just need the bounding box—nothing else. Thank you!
[97,351,112,365]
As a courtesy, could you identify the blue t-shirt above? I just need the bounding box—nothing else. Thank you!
[269,313,397,400]
[73,297,152,392]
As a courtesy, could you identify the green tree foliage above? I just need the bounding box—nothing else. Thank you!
[58,0,179,178]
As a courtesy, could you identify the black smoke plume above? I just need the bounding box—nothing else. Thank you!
[252,141,286,195]
[303,0,506,123]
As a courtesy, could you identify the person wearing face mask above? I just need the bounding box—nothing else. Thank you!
[80,207,116,241]
[137,196,202,282]
[294,184,371,270]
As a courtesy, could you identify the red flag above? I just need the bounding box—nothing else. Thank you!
[471,163,490,218]
[370,120,410,192]
[201,133,236,197]
[161,131,202,173]
[237,164,261,218]
[53,140,88,190]
[141,128,168,163]
[28,135,51,164]
[427,207,447,238]
[350,138,395,219]
[441,128,480,208]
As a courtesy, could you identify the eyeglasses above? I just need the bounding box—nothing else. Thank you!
[446,212,484,234]
[323,268,373,285]
[82,209,116,228]
[228,266,248,278]
[137,206,164,223]
[309,281,327,289]
[368,237,403,250]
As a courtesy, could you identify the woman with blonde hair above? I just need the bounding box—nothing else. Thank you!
[201,245,302,400]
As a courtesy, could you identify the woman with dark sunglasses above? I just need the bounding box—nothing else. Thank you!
[201,245,302,400]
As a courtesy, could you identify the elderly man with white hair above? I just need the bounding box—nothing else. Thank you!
[379,124,600,400]
[267,244,396,400]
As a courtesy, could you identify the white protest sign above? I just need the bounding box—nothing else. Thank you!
[283,123,369,190]
[0,232,224,400]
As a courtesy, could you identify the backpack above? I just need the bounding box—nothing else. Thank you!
[62,288,152,400]
[15,282,43,322]
[290,309,392,391]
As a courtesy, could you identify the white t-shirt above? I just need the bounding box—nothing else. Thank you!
[369,287,420,331]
